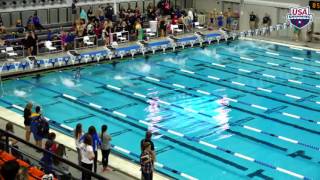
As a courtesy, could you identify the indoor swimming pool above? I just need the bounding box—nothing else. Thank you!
[0,40,319,179]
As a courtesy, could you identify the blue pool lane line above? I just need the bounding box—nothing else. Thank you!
[97,64,320,136]
[188,56,320,94]
[18,79,251,172]
[0,97,198,180]
[158,62,320,111]
[60,94,312,180]
[155,63,320,122]
[68,71,320,152]
[238,44,320,68]
[16,78,311,179]
[218,51,320,80]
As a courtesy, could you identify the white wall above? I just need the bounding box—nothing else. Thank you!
[194,0,222,13]
[239,4,278,31]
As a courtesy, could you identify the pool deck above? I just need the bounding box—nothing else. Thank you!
[0,107,170,180]
[247,36,320,50]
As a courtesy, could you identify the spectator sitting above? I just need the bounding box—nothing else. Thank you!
[47,29,53,41]
[16,167,29,180]
[0,160,20,180]
[65,32,75,50]
[0,38,5,47]
[53,144,71,179]
[171,15,178,25]
[16,19,25,33]
[33,13,45,30]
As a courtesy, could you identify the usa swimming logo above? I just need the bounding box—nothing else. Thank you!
[287,6,313,29]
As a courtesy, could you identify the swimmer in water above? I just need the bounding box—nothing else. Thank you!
[74,67,81,79]
[219,95,229,106]
[145,55,149,62]
[112,61,117,69]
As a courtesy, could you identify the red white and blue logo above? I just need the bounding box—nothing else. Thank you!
[287,6,313,29]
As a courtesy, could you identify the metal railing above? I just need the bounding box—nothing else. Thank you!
[0,128,107,180]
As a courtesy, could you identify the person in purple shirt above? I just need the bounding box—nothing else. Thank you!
[33,13,45,30]
[80,126,101,173]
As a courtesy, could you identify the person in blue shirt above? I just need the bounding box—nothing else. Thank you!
[33,13,45,30]
[80,126,101,173]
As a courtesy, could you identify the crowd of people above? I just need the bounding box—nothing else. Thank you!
[0,0,241,57]
[0,101,156,180]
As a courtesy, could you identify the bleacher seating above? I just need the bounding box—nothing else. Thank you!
[0,150,51,180]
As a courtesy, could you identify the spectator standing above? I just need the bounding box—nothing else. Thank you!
[159,17,166,37]
[249,11,257,30]
[307,22,314,42]
[60,30,68,51]
[30,106,43,149]
[74,123,83,165]
[0,17,6,34]
[225,8,233,30]
[26,16,35,31]
[134,19,143,40]
[33,13,45,30]
[87,7,95,22]
[140,131,154,151]
[80,134,95,180]
[100,125,112,172]
[217,12,224,29]
[140,142,155,180]
[30,106,49,150]
[105,4,114,21]
[40,139,54,174]
[81,126,101,173]
[23,102,33,142]
[262,13,271,35]
[80,8,88,23]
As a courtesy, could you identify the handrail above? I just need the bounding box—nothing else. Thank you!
[0,128,108,180]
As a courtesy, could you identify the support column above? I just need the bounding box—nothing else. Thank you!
[113,0,117,15]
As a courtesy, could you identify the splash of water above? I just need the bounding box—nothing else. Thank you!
[61,78,77,88]
[114,75,125,80]
[163,56,187,66]
[14,89,27,97]
[200,48,221,59]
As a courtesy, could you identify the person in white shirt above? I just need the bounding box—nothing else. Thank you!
[80,134,95,180]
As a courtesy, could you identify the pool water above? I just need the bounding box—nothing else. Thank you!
[1,40,320,179]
